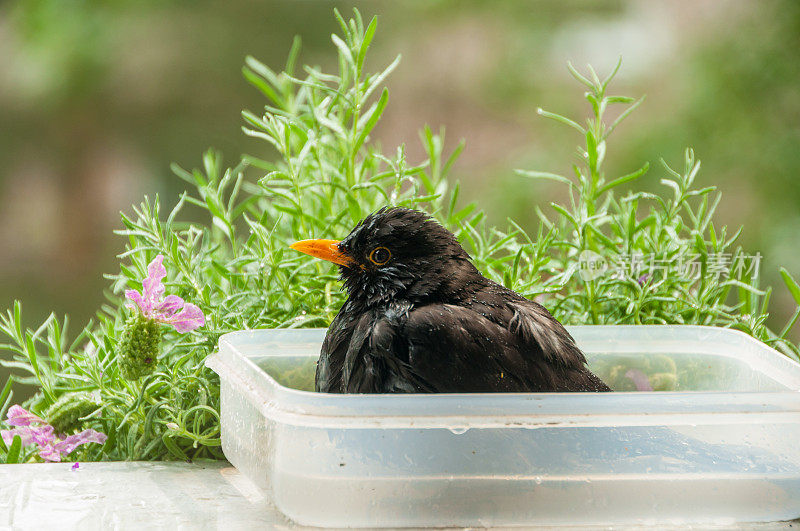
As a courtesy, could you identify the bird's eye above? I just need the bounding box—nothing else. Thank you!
[369,246,391,265]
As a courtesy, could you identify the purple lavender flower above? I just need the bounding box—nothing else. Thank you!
[5,404,45,426]
[1,405,107,462]
[119,255,205,379]
[125,255,205,333]
[52,429,107,455]
[1,423,54,447]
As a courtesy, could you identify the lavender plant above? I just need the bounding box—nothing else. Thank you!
[522,62,800,358]
[1,8,798,462]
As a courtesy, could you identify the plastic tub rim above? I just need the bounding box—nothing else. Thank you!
[207,324,800,429]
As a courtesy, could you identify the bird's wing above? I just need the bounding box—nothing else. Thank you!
[506,299,586,367]
[509,297,611,391]
[507,299,611,391]
[399,302,610,392]
[398,303,539,392]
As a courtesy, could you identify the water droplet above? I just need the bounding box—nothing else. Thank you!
[534,476,543,485]
[448,427,469,435]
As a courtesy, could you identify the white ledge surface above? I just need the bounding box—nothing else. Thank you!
[0,461,796,529]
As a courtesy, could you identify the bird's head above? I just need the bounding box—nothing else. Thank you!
[290,207,477,307]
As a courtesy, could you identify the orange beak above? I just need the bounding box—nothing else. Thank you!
[290,239,355,267]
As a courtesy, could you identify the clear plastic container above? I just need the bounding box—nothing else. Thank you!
[206,325,800,527]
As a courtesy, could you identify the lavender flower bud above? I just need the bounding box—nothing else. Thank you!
[45,392,101,434]
[118,314,162,380]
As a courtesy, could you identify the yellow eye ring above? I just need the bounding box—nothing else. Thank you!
[369,246,391,265]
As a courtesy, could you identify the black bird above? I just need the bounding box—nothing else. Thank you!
[291,207,611,394]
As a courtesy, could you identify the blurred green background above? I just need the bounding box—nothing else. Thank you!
[1,0,798,341]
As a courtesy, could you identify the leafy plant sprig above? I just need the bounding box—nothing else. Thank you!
[515,60,799,359]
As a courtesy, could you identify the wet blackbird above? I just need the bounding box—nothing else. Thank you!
[291,207,611,394]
